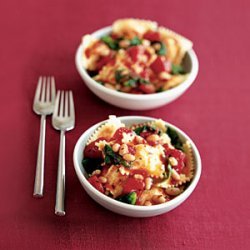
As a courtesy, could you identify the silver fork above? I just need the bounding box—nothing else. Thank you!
[52,91,75,216]
[33,76,56,197]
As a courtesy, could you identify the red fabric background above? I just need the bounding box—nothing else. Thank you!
[0,0,249,249]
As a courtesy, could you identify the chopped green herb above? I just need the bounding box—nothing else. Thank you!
[104,145,129,167]
[117,192,137,205]
[115,69,125,83]
[138,78,150,85]
[101,35,119,50]
[171,64,185,75]
[157,42,167,55]
[166,127,183,150]
[130,36,142,46]
[124,78,137,87]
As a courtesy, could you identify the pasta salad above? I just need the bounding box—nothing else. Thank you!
[82,18,193,94]
[82,116,194,206]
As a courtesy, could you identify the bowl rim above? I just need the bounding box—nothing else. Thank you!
[73,116,202,212]
[75,26,199,100]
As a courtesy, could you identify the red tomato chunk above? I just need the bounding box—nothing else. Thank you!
[122,177,145,194]
[150,56,171,74]
[112,127,133,143]
[88,175,104,193]
[139,84,156,94]
[96,54,113,70]
[143,31,161,42]
[84,137,106,159]
[127,46,142,62]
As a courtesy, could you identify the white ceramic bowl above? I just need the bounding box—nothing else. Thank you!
[75,26,199,110]
[73,116,202,217]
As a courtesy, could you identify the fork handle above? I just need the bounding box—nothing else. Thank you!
[55,130,66,216]
[33,114,46,197]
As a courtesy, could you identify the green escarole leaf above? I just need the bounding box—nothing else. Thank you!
[115,69,125,83]
[162,164,173,180]
[117,192,137,205]
[124,78,137,87]
[130,36,142,46]
[171,64,186,75]
[104,145,129,167]
[157,42,167,55]
[101,35,119,50]
[82,158,102,175]
[133,125,156,136]
[166,127,183,150]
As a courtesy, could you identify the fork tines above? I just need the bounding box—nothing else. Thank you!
[34,76,56,104]
[54,91,74,117]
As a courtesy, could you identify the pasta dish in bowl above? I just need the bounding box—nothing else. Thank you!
[73,116,201,217]
[75,19,199,110]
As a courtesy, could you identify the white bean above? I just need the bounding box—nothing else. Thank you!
[165,187,181,196]
[112,143,120,152]
[171,169,181,181]
[145,177,152,190]
[119,144,128,155]
[123,153,135,162]
[169,157,178,166]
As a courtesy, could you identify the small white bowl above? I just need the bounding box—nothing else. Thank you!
[75,26,199,110]
[73,116,202,217]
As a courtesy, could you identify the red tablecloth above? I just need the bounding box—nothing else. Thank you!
[1,0,249,249]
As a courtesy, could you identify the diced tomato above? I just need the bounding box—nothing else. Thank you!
[122,177,145,194]
[170,149,186,171]
[143,31,161,42]
[88,175,104,193]
[96,54,113,70]
[163,143,170,153]
[127,46,141,62]
[170,149,186,162]
[127,145,136,155]
[139,83,156,94]
[85,48,91,58]
[150,57,165,73]
[140,68,151,80]
[84,137,106,159]
[112,127,133,143]
[108,58,116,66]
[144,49,152,59]
[150,57,171,74]
[139,131,154,139]
[131,169,149,178]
